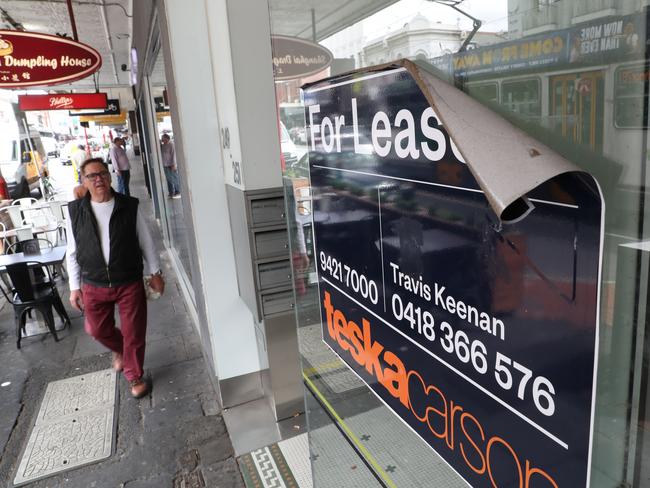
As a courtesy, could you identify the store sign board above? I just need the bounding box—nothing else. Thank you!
[18,92,107,111]
[452,30,567,77]
[446,12,645,78]
[0,30,102,88]
[271,35,333,81]
[79,111,126,125]
[69,98,119,116]
[305,67,602,487]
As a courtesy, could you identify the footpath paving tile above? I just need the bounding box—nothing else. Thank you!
[143,396,203,432]
[13,370,118,486]
[150,358,212,405]
[145,335,188,369]
[36,369,116,423]
[202,458,244,488]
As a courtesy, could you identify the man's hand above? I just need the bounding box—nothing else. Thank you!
[149,274,165,295]
[70,289,84,312]
[172,165,177,172]
[116,170,121,176]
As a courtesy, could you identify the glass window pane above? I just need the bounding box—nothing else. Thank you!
[269,2,650,486]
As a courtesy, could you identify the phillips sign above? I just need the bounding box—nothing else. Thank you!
[0,30,102,88]
[18,93,108,111]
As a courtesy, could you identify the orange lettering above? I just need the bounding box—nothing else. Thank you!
[382,350,409,407]
[460,412,486,475]
[487,436,523,488]
[525,460,558,488]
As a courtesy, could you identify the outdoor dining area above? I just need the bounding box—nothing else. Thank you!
[0,197,71,349]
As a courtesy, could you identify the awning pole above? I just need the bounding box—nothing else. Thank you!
[66,0,79,41]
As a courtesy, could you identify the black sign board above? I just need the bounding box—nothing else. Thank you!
[305,66,602,487]
[154,96,168,113]
[69,98,120,117]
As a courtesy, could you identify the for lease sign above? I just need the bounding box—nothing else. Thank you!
[305,66,602,487]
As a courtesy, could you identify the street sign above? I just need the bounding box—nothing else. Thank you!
[18,93,107,111]
[304,62,603,487]
[0,30,102,88]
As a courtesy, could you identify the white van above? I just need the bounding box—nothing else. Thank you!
[0,130,48,198]
[0,100,48,198]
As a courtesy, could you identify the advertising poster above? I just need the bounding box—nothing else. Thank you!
[304,65,602,487]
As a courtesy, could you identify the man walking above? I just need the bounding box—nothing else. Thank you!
[110,137,131,196]
[71,144,87,183]
[160,134,180,198]
[66,158,164,398]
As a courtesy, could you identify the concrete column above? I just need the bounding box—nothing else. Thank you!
[161,0,265,406]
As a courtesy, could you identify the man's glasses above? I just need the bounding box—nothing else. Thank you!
[83,171,110,181]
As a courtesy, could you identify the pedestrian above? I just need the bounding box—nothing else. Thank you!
[109,137,131,196]
[66,158,164,398]
[160,134,180,199]
[71,144,86,184]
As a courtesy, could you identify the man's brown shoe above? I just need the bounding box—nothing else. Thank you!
[112,352,123,372]
[130,378,150,399]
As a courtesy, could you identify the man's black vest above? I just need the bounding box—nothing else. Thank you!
[68,192,143,287]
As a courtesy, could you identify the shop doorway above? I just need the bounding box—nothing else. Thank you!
[550,71,604,152]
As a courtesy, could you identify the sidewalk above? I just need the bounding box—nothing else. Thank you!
[0,160,244,487]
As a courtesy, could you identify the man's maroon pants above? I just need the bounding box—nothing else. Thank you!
[82,280,147,382]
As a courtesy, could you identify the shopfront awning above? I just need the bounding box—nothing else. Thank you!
[270,0,399,40]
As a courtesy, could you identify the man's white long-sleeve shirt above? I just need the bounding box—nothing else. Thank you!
[109,144,130,171]
[66,198,160,290]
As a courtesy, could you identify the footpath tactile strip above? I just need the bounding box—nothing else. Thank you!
[13,369,118,486]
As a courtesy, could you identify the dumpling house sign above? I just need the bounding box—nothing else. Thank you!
[0,30,102,88]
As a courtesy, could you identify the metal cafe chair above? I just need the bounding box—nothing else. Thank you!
[0,261,70,349]
[0,206,24,228]
[15,226,34,242]
[47,201,67,244]
[6,238,53,255]
[11,197,37,208]
[0,222,9,255]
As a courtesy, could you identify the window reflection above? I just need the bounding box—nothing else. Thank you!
[271,1,650,486]
[149,52,193,283]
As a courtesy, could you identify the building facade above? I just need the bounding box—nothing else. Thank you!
[131,0,650,486]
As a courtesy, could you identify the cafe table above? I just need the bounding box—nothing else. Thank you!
[0,245,67,268]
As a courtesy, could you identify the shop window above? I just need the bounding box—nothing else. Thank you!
[466,82,499,104]
[614,63,648,128]
[501,78,541,120]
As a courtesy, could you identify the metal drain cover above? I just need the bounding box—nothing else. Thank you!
[13,369,118,486]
